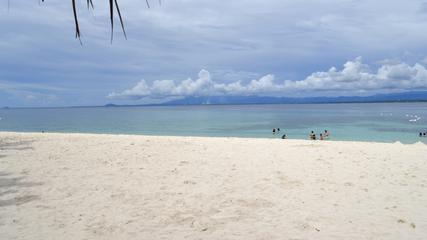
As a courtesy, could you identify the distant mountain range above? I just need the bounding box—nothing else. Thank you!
[161,91,427,105]
[102,91,427,107]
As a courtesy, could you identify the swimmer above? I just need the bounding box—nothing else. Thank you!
[324,130,330,139]
[309,131,316,140]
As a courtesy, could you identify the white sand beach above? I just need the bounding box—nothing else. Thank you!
[1,132,427,239]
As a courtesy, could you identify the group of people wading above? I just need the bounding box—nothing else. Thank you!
[309,130,330,140]
[272,128,330,140]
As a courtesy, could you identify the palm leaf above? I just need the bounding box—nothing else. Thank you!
[41,0,160,42]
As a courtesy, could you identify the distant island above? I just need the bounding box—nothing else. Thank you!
[104,91,427,107]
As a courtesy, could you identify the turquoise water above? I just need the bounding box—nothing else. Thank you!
[0,103,426,143]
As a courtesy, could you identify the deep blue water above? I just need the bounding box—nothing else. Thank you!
[0,103,426,143]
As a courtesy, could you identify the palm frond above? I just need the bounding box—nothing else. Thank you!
[41,0,160,42]
[71,0,81,40]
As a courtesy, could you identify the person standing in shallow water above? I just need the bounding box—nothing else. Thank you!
[309,131,316,140]
[272,128,276,134]
[324,130,330,139]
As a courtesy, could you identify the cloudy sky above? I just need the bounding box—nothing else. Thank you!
[1,0,427,107]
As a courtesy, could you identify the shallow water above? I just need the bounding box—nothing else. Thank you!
[0,103,426,143]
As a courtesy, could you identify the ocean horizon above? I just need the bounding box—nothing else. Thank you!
[1,102,426,144]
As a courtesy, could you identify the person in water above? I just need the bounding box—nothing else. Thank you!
[282,134,287,139]
[320,133,324,140]
[277,128,280,132]
[272,128,276,134]
[309,131,316,140]
[324,130,330,139]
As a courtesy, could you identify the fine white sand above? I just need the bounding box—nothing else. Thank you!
[0,132,426,239]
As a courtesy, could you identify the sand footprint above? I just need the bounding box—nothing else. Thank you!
[276,172,303,189]
[397,219,416,229]
[183,180,197,185]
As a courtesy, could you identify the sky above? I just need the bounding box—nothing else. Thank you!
[1,0,427,107]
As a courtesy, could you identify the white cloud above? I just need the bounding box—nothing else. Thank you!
[108,57,427,99]
[108,69,214,99]
[286,57,427,91]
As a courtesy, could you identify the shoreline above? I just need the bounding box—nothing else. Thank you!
[1,131,426,145]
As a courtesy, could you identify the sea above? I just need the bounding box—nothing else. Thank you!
[0,102,426,144]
